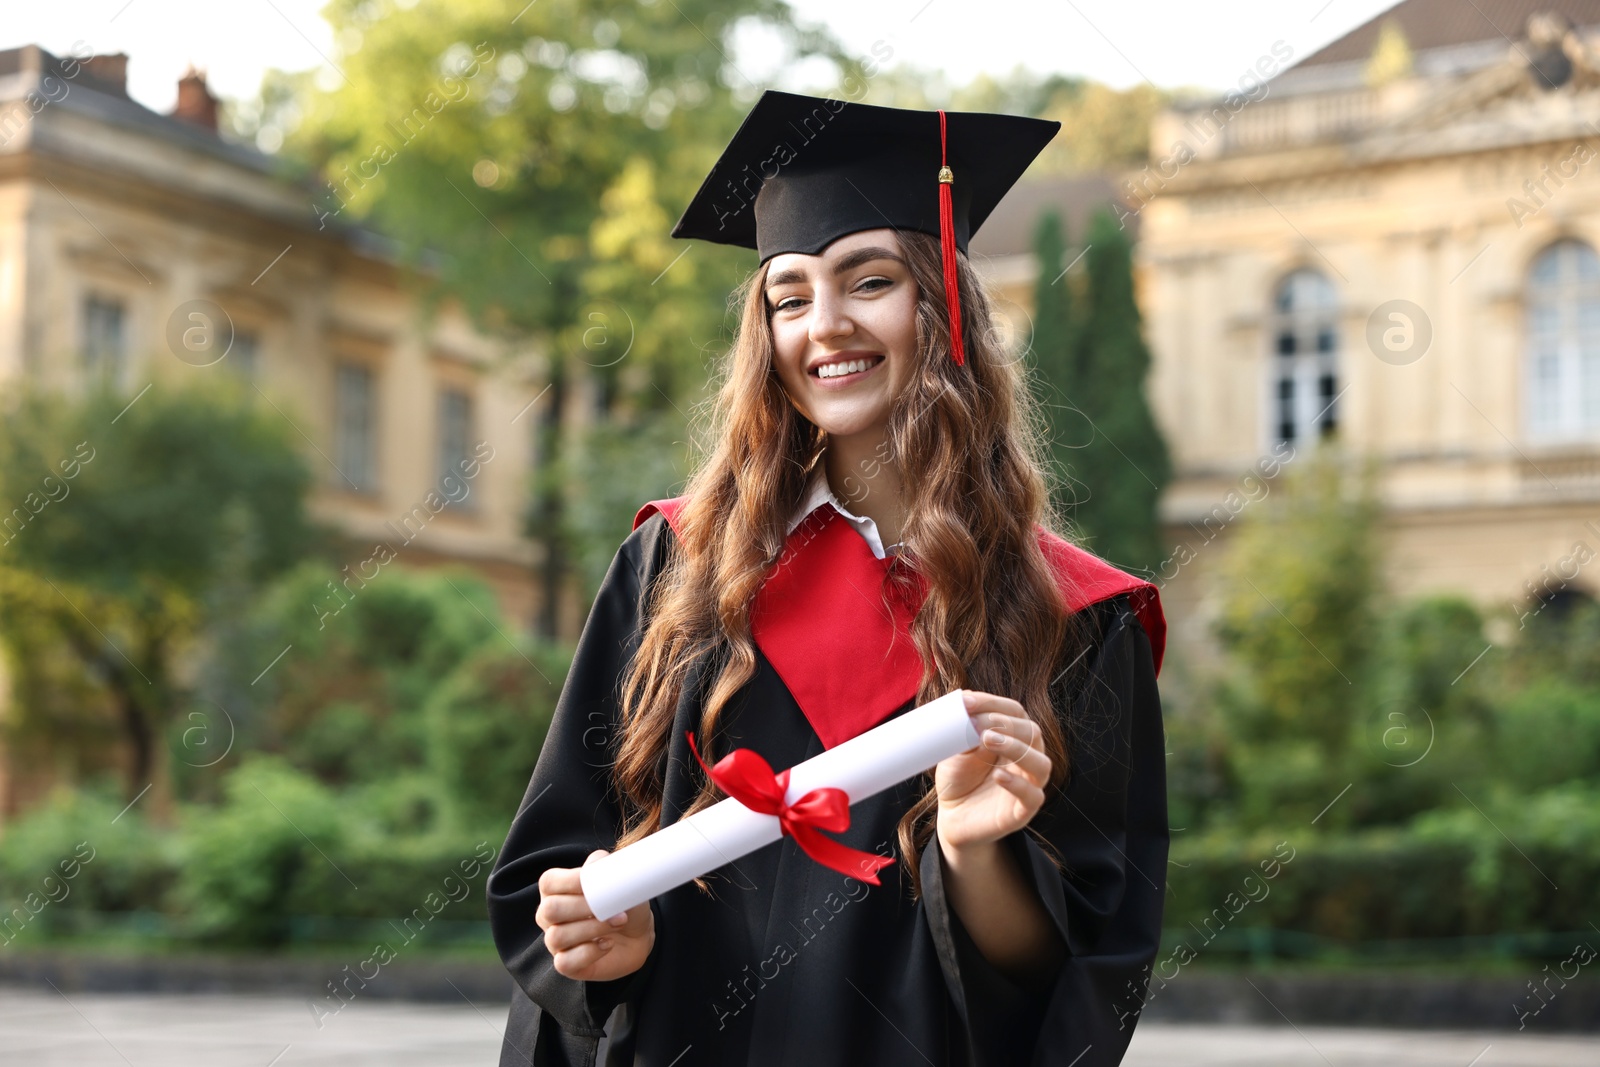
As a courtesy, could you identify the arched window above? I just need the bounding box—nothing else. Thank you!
[1526,239,1600,440]
[1269,269,1339,445]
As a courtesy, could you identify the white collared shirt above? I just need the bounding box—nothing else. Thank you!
[784,463,897,559]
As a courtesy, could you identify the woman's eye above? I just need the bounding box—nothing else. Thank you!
[773,296,808,312]
[855,276,892,294]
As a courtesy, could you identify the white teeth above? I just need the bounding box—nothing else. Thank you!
[817,358,875,379]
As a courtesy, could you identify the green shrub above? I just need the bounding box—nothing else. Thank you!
[1167,783,1600,943]
[176,756,347,946]
[0,787,175,940]
[237,565,516,790]
[1492,678,1600,792]
[425,640,569,828]
[290,830,500,926]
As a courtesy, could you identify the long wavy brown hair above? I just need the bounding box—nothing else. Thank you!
[613,229,1092,896]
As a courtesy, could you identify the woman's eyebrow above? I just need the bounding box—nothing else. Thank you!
[765,246,905,291]
[831,246,904,274]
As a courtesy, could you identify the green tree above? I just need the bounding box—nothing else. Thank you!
[1325,595,1497,827]
[857,67,1166,176]
[240,565,508,785]
[264,0,847,634]
[425,639,569,827]
[0,382,313,804]
[1213,446,1382,825]
[1033,81,1168,175]
[557,409,692,601]
[1057,209,1171,573]
[1025,210,1078,522]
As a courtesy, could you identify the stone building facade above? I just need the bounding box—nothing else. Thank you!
[1132,1,1600,656]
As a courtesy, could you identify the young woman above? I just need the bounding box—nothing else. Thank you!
[487,91,1169,1067]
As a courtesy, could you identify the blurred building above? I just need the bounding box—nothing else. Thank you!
[0,45,544,621]
[0,45,552,814]
[1130,0,1600,654]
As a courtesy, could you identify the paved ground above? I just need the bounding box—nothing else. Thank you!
[2,990,1598,1065]
[1123,1023,1600,1066]
[0,990,506,1066]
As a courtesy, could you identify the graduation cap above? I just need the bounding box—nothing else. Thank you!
[672,90,1060,366]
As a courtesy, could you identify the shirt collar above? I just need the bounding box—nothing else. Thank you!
[785,462,891,559]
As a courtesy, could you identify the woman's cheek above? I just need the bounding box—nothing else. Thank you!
[873,291,919,366]
[772,323,809,383]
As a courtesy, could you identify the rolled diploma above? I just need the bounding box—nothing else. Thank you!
[580,689,980,920]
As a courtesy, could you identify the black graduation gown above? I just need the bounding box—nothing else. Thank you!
[486,512,1168,1067]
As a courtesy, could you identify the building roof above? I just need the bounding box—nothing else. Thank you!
[0,45,279,175]
[967,172,1134,259]
[1296,0,1600,67]
[0,44,418,264]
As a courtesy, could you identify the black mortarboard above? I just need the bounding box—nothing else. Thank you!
[672,90,1060,365]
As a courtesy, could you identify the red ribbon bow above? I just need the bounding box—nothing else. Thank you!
[686,732,896,884]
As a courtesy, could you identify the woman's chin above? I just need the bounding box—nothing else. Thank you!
[812,409,890,441]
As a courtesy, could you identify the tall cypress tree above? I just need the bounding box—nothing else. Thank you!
[1026,212,1080,515]
[1073,208,1172,575]
[1028,207,1171,575]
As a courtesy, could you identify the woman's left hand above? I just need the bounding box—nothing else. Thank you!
[934,690,1052,854]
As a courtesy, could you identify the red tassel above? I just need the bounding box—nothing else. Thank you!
[937,110,965,367]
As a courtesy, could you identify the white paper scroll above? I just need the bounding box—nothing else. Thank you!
[580,689,980,920]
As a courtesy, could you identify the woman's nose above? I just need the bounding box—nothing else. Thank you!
[808,291,854,345]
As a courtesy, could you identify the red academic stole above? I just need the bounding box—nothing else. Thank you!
[632,497,1166,750]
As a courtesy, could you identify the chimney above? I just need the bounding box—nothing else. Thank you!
[79,53,129,96]
[171,65,219,133]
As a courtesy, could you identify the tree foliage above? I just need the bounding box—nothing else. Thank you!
[1028,209,1171,573]
[1023,210,1076,524]
[269,0,848,365]
[1215,447,1382,752]
[0,382,313,804]
[856,66,1166,175]
[256,0,851,631]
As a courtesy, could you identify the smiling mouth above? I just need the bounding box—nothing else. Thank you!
[811,354,885,381]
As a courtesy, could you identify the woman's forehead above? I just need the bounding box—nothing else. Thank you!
[765,229,905,279]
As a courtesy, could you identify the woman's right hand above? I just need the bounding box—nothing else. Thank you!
[536,849,655,981]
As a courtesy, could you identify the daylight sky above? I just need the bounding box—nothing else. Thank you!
[2,0,1403,114]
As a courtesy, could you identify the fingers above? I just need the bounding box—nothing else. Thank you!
[536,892,598,929]
[961,690,1028,720]
[995,765,1047,815]
[536,850,621,936]
[984,732,1050,783]
[538,866,582,897]
[975,707,1041,740]
[545,917,615,953]
[537,849,611,900]
[962,691,1045,771]
[977,712,1049,781]
[551,937,614,978]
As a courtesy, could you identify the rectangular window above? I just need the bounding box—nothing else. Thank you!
[1530,351,1560,433]
[1269,271,1340,449]
[1318,372,1338,435]
[1525,241,1600,440]
[437,387,476,508]
[1583,351,1600,427]
[334,363,377,492]
[83,295,125,383]
[1276,376,1295,443]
